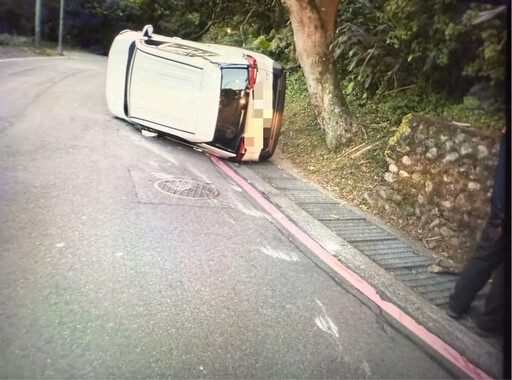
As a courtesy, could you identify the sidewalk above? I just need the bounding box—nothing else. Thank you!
[229,158,503,378]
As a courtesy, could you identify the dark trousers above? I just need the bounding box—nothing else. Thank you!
[448,216,505,330]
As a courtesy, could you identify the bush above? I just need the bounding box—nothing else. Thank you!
[0,33,30,46]
[334,0,506,111]
[443,96,505,128]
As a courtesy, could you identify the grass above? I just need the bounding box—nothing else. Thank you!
[279,71,393,211]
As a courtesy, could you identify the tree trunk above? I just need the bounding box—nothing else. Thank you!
[282,0,353,150]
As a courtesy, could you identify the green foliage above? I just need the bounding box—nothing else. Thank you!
[285,70,309,99]
[385,113,412,157]
[252,35,270,51]
[333,0,506,107]
[281,72,325,156]
[0,33,31,46]
[332,0,506,129]
[443,96,505,128]
[462,8,507,96]
[201,24,243,47]
[200,4,295,67]
[0,0,34,36]
[349,83,504,130]
[260,25,296,67]
[135,0,233,40]
[344,79,446,126]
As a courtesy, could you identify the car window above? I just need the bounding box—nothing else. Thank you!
[211,68,249,152]
[221,68,248,90]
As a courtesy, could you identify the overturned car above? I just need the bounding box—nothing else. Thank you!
[106,25,286,161]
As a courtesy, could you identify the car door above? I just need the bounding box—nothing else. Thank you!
[128,41,221,143]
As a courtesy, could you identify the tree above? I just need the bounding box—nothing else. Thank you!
[281,0,354,150]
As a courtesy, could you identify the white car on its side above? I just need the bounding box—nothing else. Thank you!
[106,25,286,161]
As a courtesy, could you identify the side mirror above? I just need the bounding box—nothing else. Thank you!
[142,25,154,39]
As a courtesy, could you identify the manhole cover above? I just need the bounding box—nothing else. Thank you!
[153,179,219,199]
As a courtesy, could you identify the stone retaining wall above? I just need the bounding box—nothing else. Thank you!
[373,114,501,263]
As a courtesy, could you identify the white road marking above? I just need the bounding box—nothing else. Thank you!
[232,198,266,218]
[260,246,300,262]
[361,360,372,376]
[314,315,339,338]
[315,300,339,338]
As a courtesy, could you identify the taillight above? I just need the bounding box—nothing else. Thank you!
[236,137,246,161]
[244,55,257,89]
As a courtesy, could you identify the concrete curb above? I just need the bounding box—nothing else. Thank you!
[230,161,502,379]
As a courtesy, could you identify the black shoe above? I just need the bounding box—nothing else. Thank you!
[446,308,463,319]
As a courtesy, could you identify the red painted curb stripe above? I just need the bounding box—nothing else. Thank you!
[210,155,492,380]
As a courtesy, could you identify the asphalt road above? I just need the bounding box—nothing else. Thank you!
[0,52,453,378]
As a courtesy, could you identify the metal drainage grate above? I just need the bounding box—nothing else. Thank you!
[269,178,315,191]
[300,203,363,221]
[154,179,219,199]
[284,190,338,204]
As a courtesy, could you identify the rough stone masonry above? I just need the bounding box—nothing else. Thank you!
[377,114,501,263]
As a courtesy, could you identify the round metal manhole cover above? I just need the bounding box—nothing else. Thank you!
[153,179,219,199]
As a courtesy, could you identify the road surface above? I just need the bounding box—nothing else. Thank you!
[0,53,453,378]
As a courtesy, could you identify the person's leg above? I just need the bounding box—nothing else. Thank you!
[448,218,504,315]
[476,263,505,332]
